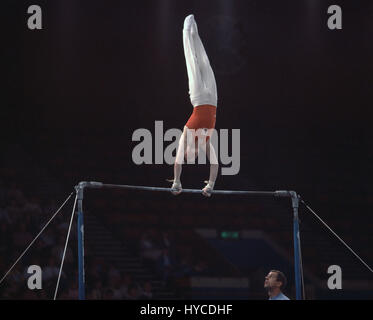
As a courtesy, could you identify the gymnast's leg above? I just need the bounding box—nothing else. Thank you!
[183,14,217,107]
[183,14,205,106]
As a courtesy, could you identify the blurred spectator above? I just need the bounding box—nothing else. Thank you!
[174,256,193,278]
[156,248,175,282]
[8,265,24,285]
[21,290,39,300]
[0,223,10,254]
[112,280,123,299]
[118,274,132,298]
[7,199,22,219]
[41,232,56,248]
[191,260,209,276]
[43,257,62,281]
[108,266,121,283]
[52,235,73,264]
[0,207,11,224]
[23,197,43,216]
[103,288,114,300]
[139,232,162,262]
[34,237,48,252]
[86,257,103,279]
[2,281,20,299]
[65,281,79,300]
[88,279,104,299]
[38,290,48,300]
[43,199,58,217]
[140,281,153,299]
[7,183,24,203]
[13,223,33,248]
[126,283,140,300]
[161,232,171,249]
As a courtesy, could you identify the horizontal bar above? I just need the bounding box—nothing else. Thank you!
[78,181,283,197]
[104,183,275,196]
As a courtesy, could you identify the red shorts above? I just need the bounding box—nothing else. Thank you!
[185,105,217,130]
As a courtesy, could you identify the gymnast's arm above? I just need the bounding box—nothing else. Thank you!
[202,140,219,196]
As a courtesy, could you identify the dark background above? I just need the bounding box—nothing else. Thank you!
[2,0,373,299]
[4,0,373,193]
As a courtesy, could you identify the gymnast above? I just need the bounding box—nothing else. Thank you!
[170,14,219,197]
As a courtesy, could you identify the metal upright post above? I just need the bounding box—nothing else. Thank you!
[290,191,303,300]
[76,182,86,300]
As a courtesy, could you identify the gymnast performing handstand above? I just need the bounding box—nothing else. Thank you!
[171,14,219,197]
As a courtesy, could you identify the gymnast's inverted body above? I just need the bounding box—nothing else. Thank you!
[171,14,219,197]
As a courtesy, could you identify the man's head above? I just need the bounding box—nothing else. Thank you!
[264,270,287,291]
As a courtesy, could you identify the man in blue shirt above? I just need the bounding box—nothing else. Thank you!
[264,270,290,300]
